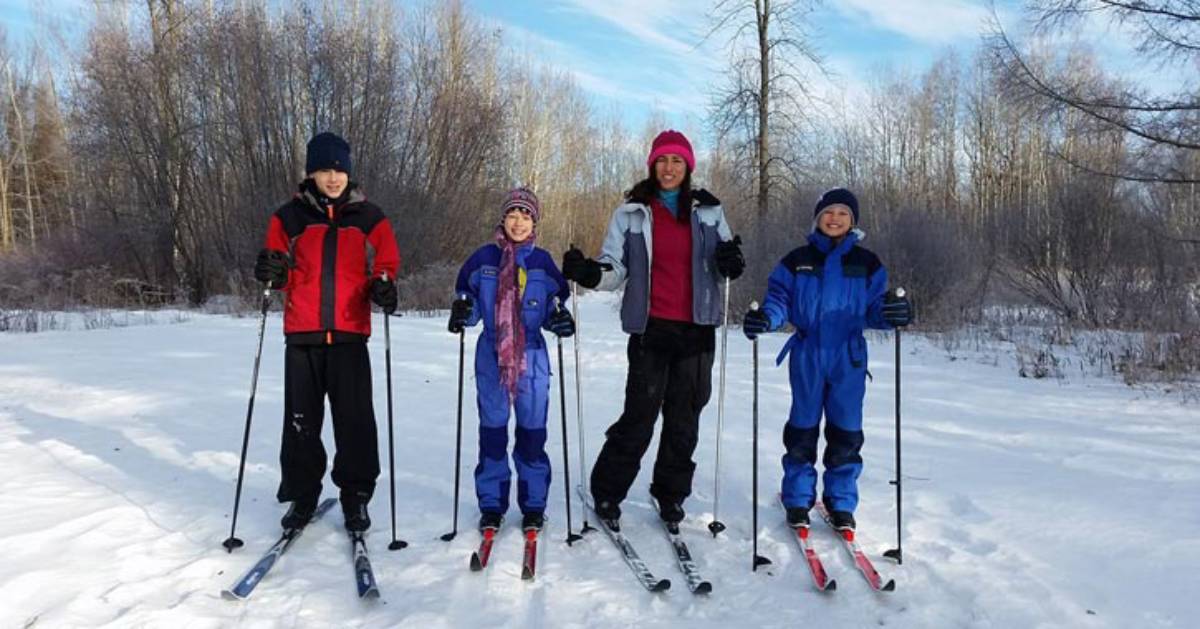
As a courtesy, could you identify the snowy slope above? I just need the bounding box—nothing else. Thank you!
[1,293,1197,628]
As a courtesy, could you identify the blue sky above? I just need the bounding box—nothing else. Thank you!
[0,1,1016,115]
[468,0,1016,132]
[0,0,1165,145]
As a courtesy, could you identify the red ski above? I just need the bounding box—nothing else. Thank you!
[469,528,497,571]
[778,496,836,591]
[521,529,538,580]
[789,525,837,591]
[814,502,895,592]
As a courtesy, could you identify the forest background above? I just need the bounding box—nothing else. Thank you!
[1,0,1197,384]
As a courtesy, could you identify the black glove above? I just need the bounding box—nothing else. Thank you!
[369,277,398,314]
[715,236,744,280]
[693,188,721,207]
[743,308,770,340]
[882,292,912,327]
[546,306,575,338]
[448,296,473,334]
[254,249,289,289]
[561,245,603,289]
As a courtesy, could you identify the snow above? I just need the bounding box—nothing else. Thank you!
[1,292,1197,628]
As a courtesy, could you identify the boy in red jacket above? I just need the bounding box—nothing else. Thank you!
[253,132,400,532]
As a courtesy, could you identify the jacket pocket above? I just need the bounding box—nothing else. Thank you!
[523,287,544,330]
[848,335,867,369]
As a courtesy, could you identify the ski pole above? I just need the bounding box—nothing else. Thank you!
[555,299,584,545]
[570,279,597,534]
[884,287,907,564]
[441,298,467,542]
[222,285,272,552]
[381,273,407,551]
[750,301,771,571]
[709,274,732,537]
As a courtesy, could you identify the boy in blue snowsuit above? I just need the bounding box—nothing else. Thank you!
[448,188,575,533]
[743,188,911,530]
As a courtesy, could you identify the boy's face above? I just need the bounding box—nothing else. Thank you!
[311,169,349,199]
[503,209,534,243]
[653,154,687,191]
[817,204,853,239]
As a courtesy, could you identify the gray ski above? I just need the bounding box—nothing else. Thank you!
[660,521,712,594]
[647,492,710,594]
[577,486,670,593]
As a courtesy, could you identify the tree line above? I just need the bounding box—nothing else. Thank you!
[0,0,1196,338]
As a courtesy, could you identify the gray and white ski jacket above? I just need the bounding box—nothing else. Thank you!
[594,198,735,334]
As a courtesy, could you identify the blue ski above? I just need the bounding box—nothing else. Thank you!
[350,531,380,598]
[221,498,338,600]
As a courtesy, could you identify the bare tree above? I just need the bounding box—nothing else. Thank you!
[708,0,825,221]
[989,0,1200,184]
[5,61,37,251]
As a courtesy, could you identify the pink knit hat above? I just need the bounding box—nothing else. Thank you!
[646,130,695,171]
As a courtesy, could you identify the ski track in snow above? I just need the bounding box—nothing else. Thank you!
[1,293,1197,628]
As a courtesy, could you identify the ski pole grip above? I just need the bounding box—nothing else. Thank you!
[750,300,759,311]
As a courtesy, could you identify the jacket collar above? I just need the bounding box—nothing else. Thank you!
[808,228,864,255]
[297,180,365,213]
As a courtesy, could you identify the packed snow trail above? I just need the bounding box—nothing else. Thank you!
[1,295,1197,627]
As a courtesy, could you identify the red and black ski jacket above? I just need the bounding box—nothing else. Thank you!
[263,182,401,344]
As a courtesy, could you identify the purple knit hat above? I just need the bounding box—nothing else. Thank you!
[501,187,541,222]
[495,187,540,244]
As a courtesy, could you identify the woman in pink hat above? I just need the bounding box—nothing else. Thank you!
[562,130,743,529]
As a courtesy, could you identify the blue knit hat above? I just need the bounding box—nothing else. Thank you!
[305,132,352,176]
[814,188,859,224]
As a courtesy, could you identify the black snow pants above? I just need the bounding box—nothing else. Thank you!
[590,317,715,507]
[276,342,379,504]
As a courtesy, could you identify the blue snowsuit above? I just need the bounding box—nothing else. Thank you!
[455,243,570,515]
[758,229,891,514]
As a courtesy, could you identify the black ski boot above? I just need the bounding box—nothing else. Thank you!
[786,507,811,529]
[521,512,545,532]
[653,496,685,524]
[479,511,504,531]
[342,491,372,532]
[829,510,856,531]
[280,495,319,530]
[594,499,621,531]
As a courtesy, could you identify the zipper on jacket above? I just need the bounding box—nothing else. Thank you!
[325,204,336,345]
[642,204,653,328]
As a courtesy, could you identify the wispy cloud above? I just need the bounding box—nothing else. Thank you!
[488,19,689,111]
[484,5,716,124]
[555,0,728,81]
[832,0,996,45]
[557,0,700,57]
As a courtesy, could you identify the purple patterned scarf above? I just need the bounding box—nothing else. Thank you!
[494,187,541,399]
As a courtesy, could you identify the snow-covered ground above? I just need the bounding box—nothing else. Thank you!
[1,292,1197,628]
